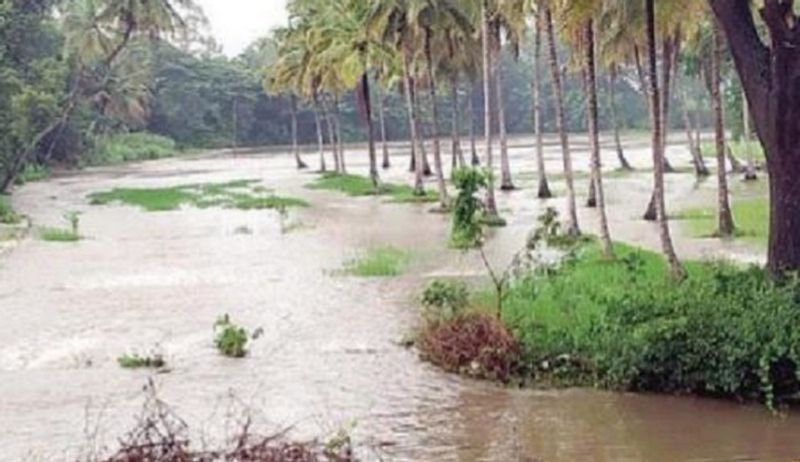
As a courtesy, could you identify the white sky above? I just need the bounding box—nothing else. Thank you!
[195,0,289,56]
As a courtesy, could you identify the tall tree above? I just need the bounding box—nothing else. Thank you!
[710,21,735,237]
[544,7,579,235]
[532,9,552,198]
[481,0,501,220]
[646,0,684,279]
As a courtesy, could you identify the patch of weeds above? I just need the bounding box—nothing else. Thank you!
[478,213,508,227]
[676,198,767,246]
[40,211,81,242]
[214,314,249,358]
[342,246,410,277]
[421,279,470,323]
[117,353,166,369]
[0,197,21,225]
[307,173,438,203]
[89,180,307,212]
[15,163,51,185]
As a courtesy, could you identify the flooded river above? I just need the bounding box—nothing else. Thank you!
[1,134,798,461]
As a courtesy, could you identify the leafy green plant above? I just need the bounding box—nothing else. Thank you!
[342,246,410,277]
[450,168,487,249]
[0,197,21,225]
[117,353,166,369]
[214,314,249,358]
[14,163,50,185]
[421,279,470,323]
[85,133,180,166]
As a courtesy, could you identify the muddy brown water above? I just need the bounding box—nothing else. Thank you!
[1,134,798,461]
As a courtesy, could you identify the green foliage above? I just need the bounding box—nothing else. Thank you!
[14,163,50,185]
[213,314,249,358]
[117,353,166,369]
[501,242,800,406]
[527,207,589,250]
[421,279,470,323]
[89,180,308,212]
[450,168,487,249]
[677,198,768,245]
[84,133,180,166]
[307,173,437,203]
[342,247,410,277]
[701,140,765,161]
[39,211,81,242]
[0,197,21,224]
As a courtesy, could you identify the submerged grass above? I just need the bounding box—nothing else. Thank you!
[307,173,438,203]
[39,227,80,242]
[675,198,768,245]
[0,197,21,225]
[342,246,410,277]
[89,179,308,212]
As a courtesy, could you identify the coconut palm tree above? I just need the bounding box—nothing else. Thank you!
[644,0,684,279]
[532,8,552,198]
[543,6,579,235]
[709,21,734,237]
[481,0,501,219]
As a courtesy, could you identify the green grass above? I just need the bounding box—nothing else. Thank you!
[701,140,765,161]
[89,180,308,212]
[84,132,181,166]
[675,198,768,245]
[39,227,80,242]
[342,246,411,277]
[0,197,21,225]
[307,173,438,203]
[117,353,166,369]
[14,164,51,185]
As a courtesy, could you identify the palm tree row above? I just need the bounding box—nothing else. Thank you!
[267,0,766,278]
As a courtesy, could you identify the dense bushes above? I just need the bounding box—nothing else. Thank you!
[418,313,520,382]
[84,133,180,166]
[502,243,800,406]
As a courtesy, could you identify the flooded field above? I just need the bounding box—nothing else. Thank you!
[2,134,798,461]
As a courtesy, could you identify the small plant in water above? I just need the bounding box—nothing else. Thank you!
[40,211,82,242]
[117,353,166,369]
[342,246,410,277]
[214,314,249,358]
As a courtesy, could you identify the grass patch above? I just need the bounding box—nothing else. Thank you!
[0,197,21,225]
[342,246,410,277]
[40,227,80,242]
[117,353,166,369]
[488,242,800,406]
[84,132,181,166]
[14,164,51,185]
[701,140,765,161]
[89,180,308,212]
[676,198,768,245]
[307,173,438,203]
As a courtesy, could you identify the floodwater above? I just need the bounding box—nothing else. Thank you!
[2,134,798,461]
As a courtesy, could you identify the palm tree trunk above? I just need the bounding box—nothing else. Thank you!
[533,12,552,199]
[481,0,499,218]
[680,84,709,177]
[413,78,433,176]
[333,94,346,173]
[424,29,449,208]
[360,73,380,187]
[609,64,633,171]
[493,28,514,191]
[711,23,735,237]
[660,37,676,173]
[377,81,391,169]
[403,53,426,195]
[581,67,598,208]
[290,94,307,169]
[584,21,614,259]
[646,0,684,280]
[469,82,480,166]
[312,89,327,172]
[450,74,465,169]
[545,8,579,235]
[741,88,757,180]
[323,96,340,173]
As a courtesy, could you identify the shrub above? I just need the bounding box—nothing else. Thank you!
[450,168,487,249]
[421,279,470,322]
[0,197,21,225]
[214,314,249,358]
[14,163,50,185]
[502,242,800,407]
[418,313,519,382]
[39,211,81,242]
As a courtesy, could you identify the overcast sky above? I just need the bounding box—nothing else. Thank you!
[195,0,289,56]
